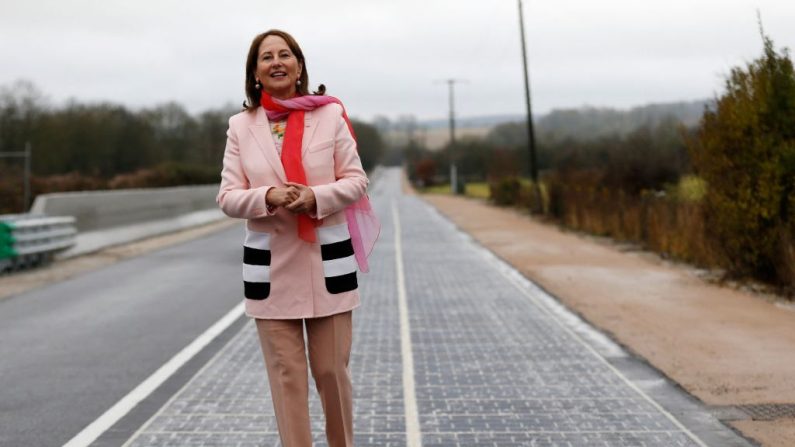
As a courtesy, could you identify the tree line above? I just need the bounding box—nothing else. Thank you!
[404,34,795,293]
[0,81,384,213]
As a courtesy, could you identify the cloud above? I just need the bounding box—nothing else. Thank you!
[1,0,793,120]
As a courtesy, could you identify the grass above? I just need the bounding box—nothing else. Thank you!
[465,182,490,199]
[421,182,490,199]
[423,184,452,194]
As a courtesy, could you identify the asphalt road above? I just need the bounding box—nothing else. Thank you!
[119,168,749,447]
[0,219,249,447]
[1,167,752,447]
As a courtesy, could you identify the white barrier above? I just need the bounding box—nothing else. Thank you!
[30,184,221,232]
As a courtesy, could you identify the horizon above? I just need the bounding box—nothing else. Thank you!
[2,1,792,122]
[1,78,710,126]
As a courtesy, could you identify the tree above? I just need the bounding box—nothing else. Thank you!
[350,120,384,172]
[687,33,795,285]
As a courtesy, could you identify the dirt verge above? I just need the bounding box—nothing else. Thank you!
[423,194,795,447]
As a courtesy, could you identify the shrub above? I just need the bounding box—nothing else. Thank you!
[686,34,795,286]
[489,176,522,206]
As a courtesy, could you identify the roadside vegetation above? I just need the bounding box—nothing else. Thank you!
[0,85,384,214]
[409,34,795,295]
[1,32,791,294]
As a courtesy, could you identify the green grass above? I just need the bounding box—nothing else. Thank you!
[423,184,452,194]
[422,182,490,199]
[465,182,490,199]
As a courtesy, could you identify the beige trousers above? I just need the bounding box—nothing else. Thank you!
[255,310,354,447]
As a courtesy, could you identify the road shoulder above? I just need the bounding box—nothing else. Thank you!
[0,218,240,301]
[423,193,795,447]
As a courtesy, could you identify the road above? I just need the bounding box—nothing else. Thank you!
[1,167,753,446]
[0,210,247,446]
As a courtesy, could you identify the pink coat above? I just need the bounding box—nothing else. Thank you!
[216,103,368,319]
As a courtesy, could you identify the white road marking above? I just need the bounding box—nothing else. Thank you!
[62,302,245,447]
[392,200,422,447]
[422,202,709,447]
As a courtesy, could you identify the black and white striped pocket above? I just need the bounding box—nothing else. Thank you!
[242,229,271,300]
[318,223,358,294]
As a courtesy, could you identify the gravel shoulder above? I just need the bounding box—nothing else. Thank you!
[423,193,795,447]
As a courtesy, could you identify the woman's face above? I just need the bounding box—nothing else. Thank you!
[256,35,302,100]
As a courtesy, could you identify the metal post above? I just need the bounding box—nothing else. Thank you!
[434,78,467,194]
[447,80,458,194]
[24,142,31,212]
[518,0,542,211]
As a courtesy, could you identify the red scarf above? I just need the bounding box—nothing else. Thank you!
[260,93,335,243]
[259,92,380,272]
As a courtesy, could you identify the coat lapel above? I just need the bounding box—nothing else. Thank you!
[249,107,287,183]
[302,110,319,156]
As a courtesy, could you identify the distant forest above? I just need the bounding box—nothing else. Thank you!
[403,33,795,292]
[0,80,384,213]
[378,99,710,142]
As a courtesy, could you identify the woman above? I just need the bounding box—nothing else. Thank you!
[216,29,377,447]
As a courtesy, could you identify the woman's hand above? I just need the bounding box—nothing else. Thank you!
[266,186,300,208]
[283,181,317,215]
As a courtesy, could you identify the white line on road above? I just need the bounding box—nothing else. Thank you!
[425,203,710,447]
[392,200,422,447]
[62,302,245,447]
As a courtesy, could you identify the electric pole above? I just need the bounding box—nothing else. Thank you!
[518,0,541,211]
[435,78,467,194]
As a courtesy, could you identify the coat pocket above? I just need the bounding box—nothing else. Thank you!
[307,139,334,153]
[318,223,358,294]
[242,229,271,300]
[305,139,335,171]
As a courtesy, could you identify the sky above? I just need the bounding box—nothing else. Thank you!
[2,0,794,122]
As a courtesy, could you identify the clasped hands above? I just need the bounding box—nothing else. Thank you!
[266,182,317,215]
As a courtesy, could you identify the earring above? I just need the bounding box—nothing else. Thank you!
[296,79,302,86]
[255,80,262,90]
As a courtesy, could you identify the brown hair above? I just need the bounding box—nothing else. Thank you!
[243,29,326,111]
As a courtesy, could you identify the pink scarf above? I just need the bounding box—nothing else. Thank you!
[260,93,380,273]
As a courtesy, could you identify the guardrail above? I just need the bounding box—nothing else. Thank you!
[0,214,77,273]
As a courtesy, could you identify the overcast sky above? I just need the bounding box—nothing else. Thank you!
[2,0,794,121]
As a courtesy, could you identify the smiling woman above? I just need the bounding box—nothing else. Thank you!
[255,35,302,99]
[215,29,379,447]
[242,29,323,109]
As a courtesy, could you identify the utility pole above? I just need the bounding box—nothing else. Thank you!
[0,143,32,213]
[518,0,541,211]
[24,142,31,212]
[435,78,467,194]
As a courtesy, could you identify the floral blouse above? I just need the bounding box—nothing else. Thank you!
[269,119,286,155]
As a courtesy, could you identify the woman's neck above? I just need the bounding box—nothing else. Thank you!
[266,89,297,100]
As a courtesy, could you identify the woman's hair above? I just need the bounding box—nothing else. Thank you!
[243,29,326,111]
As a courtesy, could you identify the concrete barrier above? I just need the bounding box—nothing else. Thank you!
[30,184,221,232]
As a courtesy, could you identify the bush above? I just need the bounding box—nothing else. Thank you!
[687,34,795,287]
[489,176,522,206]
[108,162,219,189]
[413,157,437,187]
